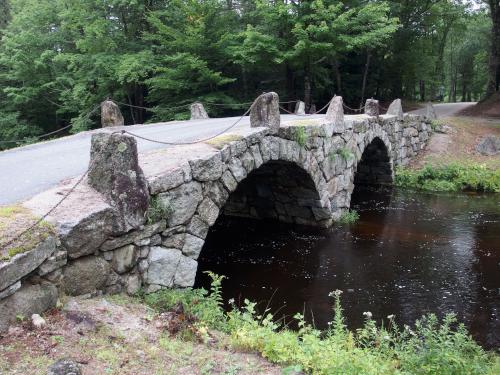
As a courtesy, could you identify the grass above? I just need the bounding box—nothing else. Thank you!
[294,126,308,147]
[331,147,354,162]
[143,275,499,375]
[0,205,55,262]
[146,196,173,224]
[395,163,500,193]
[205,134,244,150]
[338,210,360,224]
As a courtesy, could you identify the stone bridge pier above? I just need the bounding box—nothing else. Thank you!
[0,95,432,331]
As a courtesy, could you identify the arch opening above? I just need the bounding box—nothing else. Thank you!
[222,160,330,226]
[353,137,393,187]
[194,159,329,293]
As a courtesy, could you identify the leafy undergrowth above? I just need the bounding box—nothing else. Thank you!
[144,274,499,375]
[338,210,360,224]
[395,163,500,193]
[0,205,55,262]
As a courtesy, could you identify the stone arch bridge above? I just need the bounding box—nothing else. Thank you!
[0,96,431,330]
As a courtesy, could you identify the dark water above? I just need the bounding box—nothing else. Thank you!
[195,187,500,349]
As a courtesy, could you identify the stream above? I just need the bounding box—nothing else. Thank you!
[195,186,500,349]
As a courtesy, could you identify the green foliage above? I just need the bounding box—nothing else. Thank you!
[146,196,172,224]
[144,272,226,331]
[338,210,360,225]
[430,119,444,132]
[144,276,498,375]
[229,298,496,374]
[334,147,355,162]
[395,164,500,193]
[294,126,308,147]
[0,0,491,149]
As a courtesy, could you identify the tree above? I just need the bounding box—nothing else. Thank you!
[484,0,500,97]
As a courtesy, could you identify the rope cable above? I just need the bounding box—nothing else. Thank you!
[0,131,120,250]
[122,105,253,145]
[0,103,101,145]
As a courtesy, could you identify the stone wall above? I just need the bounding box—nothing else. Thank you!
[0,112,432,332]
[223,160,331,226]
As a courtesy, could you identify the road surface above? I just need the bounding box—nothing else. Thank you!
[0,102,475,206]
[410,102,476,118]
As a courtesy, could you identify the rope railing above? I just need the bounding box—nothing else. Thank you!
[0,96,403,148]
[0,103,101,145]
[279,98,333,116]
[1,94,408,249]
[121,105,254,146]
[0,131,120,250]
[0,97,260,249]
[342,102,365,113]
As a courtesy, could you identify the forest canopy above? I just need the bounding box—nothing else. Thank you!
[0,0,493,145]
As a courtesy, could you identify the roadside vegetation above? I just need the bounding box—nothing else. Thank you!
[143,274,499,375]
[1,274,498,374]
[395,163,500,193]
[399,114,500,194]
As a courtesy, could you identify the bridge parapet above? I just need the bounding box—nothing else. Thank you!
[0,104,432,331]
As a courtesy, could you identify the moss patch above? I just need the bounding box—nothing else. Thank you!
[287,119,320,127]
[205,134,244,150]
[0,205,55,262]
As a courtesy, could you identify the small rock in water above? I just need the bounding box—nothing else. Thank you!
[347,288,355,293]
[31,314,46,329]
[47,358,82,375]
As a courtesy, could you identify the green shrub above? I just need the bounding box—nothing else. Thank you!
[395,163,500,193]
[338,210,359,224]
[146,196,173,224]
[294,126,308,147]
[144,271,226,331]
[144,276,499,375]
[334,147,355,162]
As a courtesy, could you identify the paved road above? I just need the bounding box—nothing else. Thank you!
[0,102,475,206]
[410,102,476,118]
[0,114,322,205]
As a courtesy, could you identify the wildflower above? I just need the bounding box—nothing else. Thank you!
[328,289,343,297]
[383,335,390,340]
[228,298,235,305]
[363,311,373,319]
[404,324,416,336]
[387,314,395,320]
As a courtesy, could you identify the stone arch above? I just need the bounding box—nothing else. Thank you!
[151,134,332,290]
[221,159,332,226]
[344,126,394,209]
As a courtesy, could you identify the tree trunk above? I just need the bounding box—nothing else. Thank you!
[461,75,467,102]
[127,92,136,125]
[304,63,312,112]
[420,80,426,102]
[286,63,294,111]
[242,68,248,98]
[360,50,371,107]
[486,1,500,97]
[333,58,342,95]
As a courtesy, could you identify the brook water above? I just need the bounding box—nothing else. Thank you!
[195,187,499,349]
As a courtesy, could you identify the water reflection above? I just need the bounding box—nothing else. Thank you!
[195,187,500,349]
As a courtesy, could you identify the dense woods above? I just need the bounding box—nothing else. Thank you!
[0,0,494,144]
